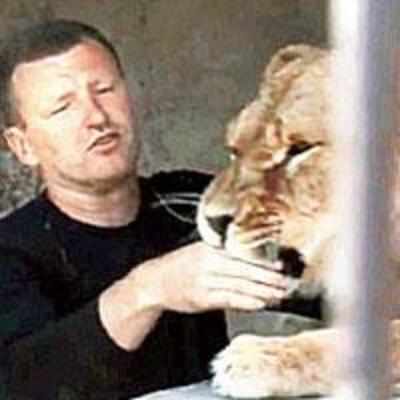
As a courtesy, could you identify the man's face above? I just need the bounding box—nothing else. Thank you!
[9,40,139,193]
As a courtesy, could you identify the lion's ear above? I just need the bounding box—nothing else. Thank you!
[260,45,326,108]
[264,44,323,80]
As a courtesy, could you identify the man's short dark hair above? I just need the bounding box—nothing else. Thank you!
[0,19,123,132]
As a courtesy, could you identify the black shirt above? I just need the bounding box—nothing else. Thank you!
[0,170,228,399]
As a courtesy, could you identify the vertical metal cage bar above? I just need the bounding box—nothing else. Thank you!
[329,1,400,398]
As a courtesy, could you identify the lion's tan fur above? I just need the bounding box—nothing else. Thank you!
[197,44,400,398]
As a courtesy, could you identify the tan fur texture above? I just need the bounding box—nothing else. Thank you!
[197,44,400,398]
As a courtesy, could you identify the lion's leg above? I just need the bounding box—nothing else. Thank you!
[212,319,400,399]
[211,328,335,398]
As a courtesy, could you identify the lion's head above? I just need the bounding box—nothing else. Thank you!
[197,44,335,299]
[198,43,400,301]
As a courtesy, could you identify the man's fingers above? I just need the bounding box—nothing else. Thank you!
[160,242,292,313]
[209,260,288,289]
[208,275,287,297]
[207,290,272,311]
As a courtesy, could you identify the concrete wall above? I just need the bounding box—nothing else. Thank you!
[0,0,327,212]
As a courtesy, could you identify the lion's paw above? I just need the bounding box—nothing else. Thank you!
[210,333,332,398]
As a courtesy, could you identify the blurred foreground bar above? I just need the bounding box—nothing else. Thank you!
[329,1,400,399]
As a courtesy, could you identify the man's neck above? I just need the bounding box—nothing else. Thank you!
[46,177,141,228]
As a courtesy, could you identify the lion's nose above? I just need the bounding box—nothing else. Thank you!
[207,215,233,237]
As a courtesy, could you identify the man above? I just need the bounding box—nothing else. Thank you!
[0,19,288,399]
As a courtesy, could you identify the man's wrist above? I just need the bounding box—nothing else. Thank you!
[124,260,167,313]
[98,264,165,350]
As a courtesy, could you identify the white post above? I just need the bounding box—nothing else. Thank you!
[329,1,399,399]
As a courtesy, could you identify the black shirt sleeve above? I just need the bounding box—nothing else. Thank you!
[0,250,141,399]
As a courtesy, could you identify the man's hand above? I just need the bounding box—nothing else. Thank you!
[99,241,289,350]
[137,241,289,313]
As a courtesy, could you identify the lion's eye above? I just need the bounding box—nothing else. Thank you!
[229,153,237,161]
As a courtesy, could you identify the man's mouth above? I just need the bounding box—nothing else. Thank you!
[89,132,121,152]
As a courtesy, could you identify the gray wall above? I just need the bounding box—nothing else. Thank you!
[0,0,327,211]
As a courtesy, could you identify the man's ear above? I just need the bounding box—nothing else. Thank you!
[3,127,39,167]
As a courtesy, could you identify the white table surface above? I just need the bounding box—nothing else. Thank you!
[132,381,332,400]
[132,381,217,400]
[133,381,400,400]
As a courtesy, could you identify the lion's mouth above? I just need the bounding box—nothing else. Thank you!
[197,204,306,279]
[223,224,306,279]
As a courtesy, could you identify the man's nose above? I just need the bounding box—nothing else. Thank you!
[85,94,109,128]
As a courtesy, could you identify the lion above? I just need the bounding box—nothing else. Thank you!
[197,44,400,398]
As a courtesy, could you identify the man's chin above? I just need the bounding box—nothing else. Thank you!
[91,172,138,193]
[59,168,138,195]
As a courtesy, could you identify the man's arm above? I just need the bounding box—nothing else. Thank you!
[0,251,144,398]
[0,239,287,398]
[99,241,288,350]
